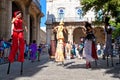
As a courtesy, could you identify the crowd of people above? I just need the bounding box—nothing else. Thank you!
[0,36,105,65]
[65,40,84,60]
[0,38,44,64]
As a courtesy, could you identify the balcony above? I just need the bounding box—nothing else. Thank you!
[46,17,95,24]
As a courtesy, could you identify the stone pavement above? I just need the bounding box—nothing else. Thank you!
[0,53,120,80]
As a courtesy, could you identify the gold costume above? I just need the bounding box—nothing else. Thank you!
[54,20,65,62]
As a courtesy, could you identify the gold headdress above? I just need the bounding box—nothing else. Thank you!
[59,19,64,25]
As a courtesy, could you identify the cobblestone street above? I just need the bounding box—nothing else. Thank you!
[0,53,120,80]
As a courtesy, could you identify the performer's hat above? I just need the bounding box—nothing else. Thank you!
[59,19,64,25]
[14,11,22,17]
[85,21,91,28]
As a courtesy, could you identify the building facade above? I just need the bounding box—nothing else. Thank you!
[39,29,46,44]
[0,0,44,45]
[46,0,105,57]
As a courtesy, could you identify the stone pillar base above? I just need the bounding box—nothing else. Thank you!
[50,40,56,58]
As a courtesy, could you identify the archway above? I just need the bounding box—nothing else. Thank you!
[30,16,34,43]
[73,27,85,44]
[94,27,105,44]
[12,2,22,17]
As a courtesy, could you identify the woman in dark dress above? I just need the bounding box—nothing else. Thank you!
[83,22,98,68]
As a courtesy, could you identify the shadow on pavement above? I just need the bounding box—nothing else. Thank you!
[64,61,75,66]
[66,57,120,79]
[0,53,50,80]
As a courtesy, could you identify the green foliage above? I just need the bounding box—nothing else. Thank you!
[81,0,108,15]
[112,23,120,38]
[105,20,120,39]
[81,0,120,38]
[109,21,116,27]
[81,0,120,18]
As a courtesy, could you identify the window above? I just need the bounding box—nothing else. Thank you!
[97,10,103,21]
[58,8,65,20]
[76,8,83,19]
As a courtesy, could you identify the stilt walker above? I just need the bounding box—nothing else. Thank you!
[82,22,98,68]
[104,16,114,67]
[7,11,28,75]
[54,19,67,65]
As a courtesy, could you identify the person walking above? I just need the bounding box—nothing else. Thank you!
[29,40,37,62]
[97,42,101,56]
[65,41,72,60]
[75,44,81,59]
[37,44,42,61]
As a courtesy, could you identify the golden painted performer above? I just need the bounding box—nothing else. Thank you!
[54,20,66,65]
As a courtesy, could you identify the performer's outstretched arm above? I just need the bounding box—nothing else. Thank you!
[54,26,58,32]
[63,27,67,33]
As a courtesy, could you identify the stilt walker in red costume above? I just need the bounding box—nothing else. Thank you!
[7,11,28,75]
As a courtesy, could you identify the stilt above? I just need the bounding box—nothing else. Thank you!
[86,61,91,68]
[119,53,120,64]
[107,55,109,67]
[7,62,11,74]
[111,55,114,67]
[116,52,120,65]
[62,61,64,66]
[20,62,23,75]
[95,59,97,67]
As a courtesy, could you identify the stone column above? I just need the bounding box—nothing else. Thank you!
[50,29,56,58]
[33,18,37,41]
[27,14,30,44]
[46,26,52,45]
[68,26,73,44]
[0,1,2,34]
[36,15,40,45]
[0,0,12,39]
[6,0,12,39]
[0,0,5,38]
[23,7,30,43]
[46,26,52,55]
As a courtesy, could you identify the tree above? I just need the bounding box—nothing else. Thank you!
[81,0,120,38]
[110,21,120,38]
[81,0,120,18]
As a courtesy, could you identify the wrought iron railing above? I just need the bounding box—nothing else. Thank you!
[46,17,95,24]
